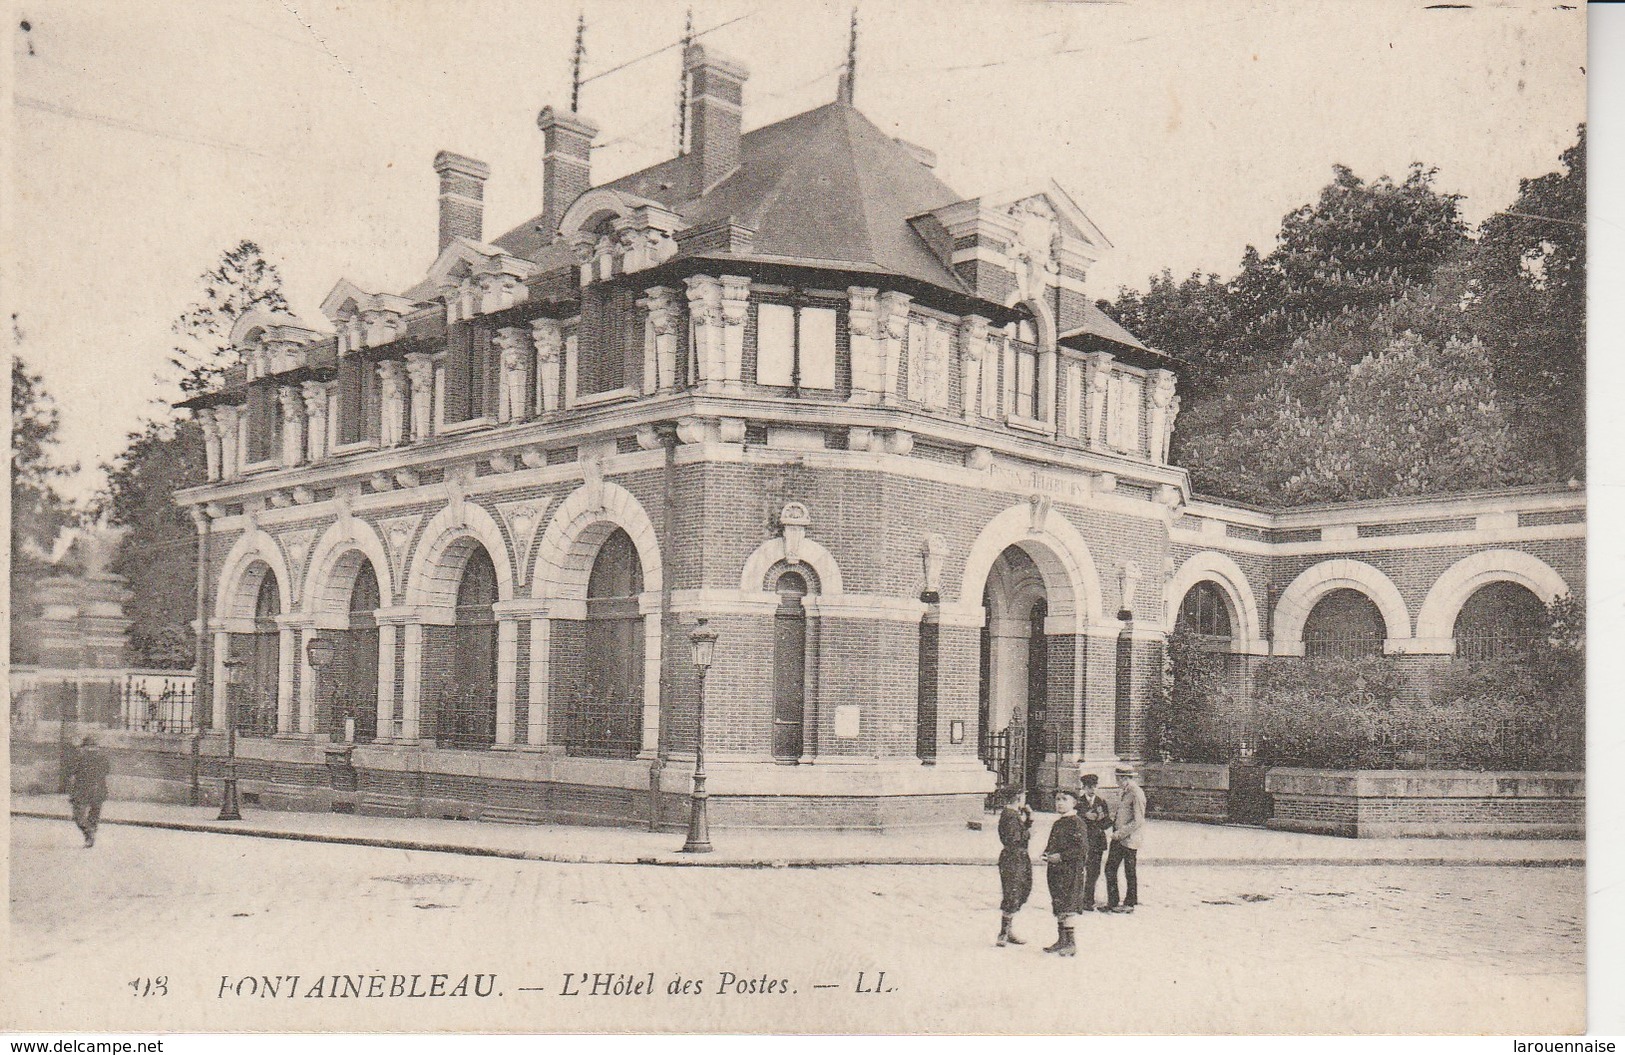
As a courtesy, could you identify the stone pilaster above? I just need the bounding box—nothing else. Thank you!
[278,385,305,466]
[878,291,912,404]
[300,381,329,461]
[638,287,679,394]
[684,275,725,391]
[720,276,750,391]
[197,408,222,481]
[494,326,532,423]
[959,315,988,421]
[405,353,435,440]
[1086,352,1114,451]
[847,287,881,403]
[530,320,563,414]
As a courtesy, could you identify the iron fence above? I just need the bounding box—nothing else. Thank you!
[562,689,640,758]
[432,687,496,750]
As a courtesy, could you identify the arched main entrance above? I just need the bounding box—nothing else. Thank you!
[980,545,1054,803]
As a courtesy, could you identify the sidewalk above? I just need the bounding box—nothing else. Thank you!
[9,794,1584,867]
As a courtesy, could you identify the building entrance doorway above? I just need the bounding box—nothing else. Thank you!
[979,545,1058,807]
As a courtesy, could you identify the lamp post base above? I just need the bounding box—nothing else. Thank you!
[681,775,712,854]
[217,763,243,821]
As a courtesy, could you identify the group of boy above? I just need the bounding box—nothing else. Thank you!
[994,765,1147,956]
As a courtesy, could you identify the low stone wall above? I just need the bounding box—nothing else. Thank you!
[1265,768,1584,838]
[1141,762,1230,824]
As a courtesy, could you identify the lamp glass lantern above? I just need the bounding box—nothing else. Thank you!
[689,619,718,671]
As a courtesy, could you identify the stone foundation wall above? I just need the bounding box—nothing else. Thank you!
[1265,768,1583,838]
[1141,761,1230,824]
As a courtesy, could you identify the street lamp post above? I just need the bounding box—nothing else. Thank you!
[681,618,719,854]
[305,635,340,741]
[218,657,245,821]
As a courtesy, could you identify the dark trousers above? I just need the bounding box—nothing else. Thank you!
[1079,846,1105,908]
[72,801,102,842]
[1105,842,1137,907]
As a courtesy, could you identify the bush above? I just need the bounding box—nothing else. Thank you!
[1251,656,1424,768]
[1148,628,1245,764]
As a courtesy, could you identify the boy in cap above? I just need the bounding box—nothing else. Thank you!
[1075,772,1113,912]
[1101,766,1146,913]
[1041,788,1086,955]
[992,785,1033,946]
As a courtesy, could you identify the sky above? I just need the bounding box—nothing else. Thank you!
[10,0,1587,502]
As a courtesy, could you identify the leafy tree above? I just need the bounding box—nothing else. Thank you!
[1463,125,1585,479]
[169,240,287,394]
[11,352,79,662]
[99,418,208,668]
[99,242,286,667]
[11,354,76,561]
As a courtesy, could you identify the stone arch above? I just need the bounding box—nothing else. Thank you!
[1272,559,1411,656]
[556,188,641,244]
[404,501,515,613]
[957,502,1104,631]
[1415,549,1570,642]
[303,517,396,620]
[1164,550,1263,649]
[531,481,663,605]
[215,527,294,623]
[739,537,844,596]
[1001,294,1058,351]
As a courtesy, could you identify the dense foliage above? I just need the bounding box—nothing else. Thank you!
[10,354,78,663]
[98,242,286,668]
[1147,627,1241,764]
[1154,596,1585,771]
[1104,130,1585,502]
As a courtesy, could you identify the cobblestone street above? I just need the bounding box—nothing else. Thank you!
[6,817,1584,1034]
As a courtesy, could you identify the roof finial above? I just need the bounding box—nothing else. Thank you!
[840,8,858,105]
[675,8,695,155]
[570,12,587,113]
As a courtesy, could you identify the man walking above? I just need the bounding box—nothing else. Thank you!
[68,734,110,848]
[1100,765,1146,913]
[1075,772,1112,912]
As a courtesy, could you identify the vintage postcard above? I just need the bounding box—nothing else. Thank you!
[6,0,1592,1038]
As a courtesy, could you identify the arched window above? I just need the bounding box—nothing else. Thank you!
[242,571,281,736]
[335,561,380,742]
[773,571,809,761]
[1009,314,1039,419]
[1178,581,1233,642]
[570,528,645,758]
[1302,588,1385,660]
[1454,581,1547,661]
[440,547,497,749]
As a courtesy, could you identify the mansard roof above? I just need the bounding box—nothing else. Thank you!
[491,101,967,291]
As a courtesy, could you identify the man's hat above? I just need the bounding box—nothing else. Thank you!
[1115,765,1138,779]
[1079,773,1100,788]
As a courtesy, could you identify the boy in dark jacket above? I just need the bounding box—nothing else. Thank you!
[1041,788,1086,956]
[993,786,1033,946]
[1075,773,1113,911]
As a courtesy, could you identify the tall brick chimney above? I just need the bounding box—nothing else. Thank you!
[433,151,491,253]
[536,106,598,242]
[684,44,749,194]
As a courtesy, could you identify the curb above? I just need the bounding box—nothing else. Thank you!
[11,811,1585,869]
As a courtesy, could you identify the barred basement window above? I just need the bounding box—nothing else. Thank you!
[240,572,281,737]
[772,571,809,761]
[439,547,498,749]
[1302,588,1384,659]
[569,528,645,758]
[1454,581,1546,662]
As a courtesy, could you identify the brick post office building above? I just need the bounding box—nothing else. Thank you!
[171,47,1583,829]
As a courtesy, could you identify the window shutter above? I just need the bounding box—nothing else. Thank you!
[444,322,472,422]
[799,307,838,390]
[363,360,381,443]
